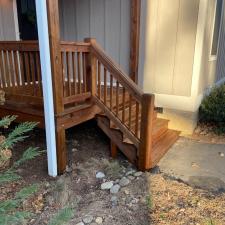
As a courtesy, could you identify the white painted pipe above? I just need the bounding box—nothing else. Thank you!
[35,0,57,177]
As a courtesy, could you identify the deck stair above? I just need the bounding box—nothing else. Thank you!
[0,38,180,172]
[96,104,180,170]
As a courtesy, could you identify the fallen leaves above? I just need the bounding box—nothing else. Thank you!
[149,174,225,225]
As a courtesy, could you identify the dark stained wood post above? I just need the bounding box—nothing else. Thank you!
[46,0,66,174]
[130,0,141,83]
[84,38,97,97]
[139,94,155,171]
[111,141,118,158]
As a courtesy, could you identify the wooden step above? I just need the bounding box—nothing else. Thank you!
[120,118,169,145]
[96,115,138,164]
[152,118,169,145]
[151,129,180,168]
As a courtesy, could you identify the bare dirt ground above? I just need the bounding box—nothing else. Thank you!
[1,120,225,225]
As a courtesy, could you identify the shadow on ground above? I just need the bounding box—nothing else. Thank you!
[10,119,152,225]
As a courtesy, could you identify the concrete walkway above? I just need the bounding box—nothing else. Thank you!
[158,137,225,192]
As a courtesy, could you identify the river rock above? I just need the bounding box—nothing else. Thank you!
[119,177,130,187]
[110,184,120,194]
[101,181,113,190]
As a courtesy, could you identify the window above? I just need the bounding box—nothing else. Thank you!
[211,0,223,57]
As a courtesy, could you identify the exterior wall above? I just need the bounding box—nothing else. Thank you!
[0,0,18,40]
[215,1,225,83]
[138,0,147,87]
[143,0,199,97]
[198,0,225,94]
[58,0,131,74]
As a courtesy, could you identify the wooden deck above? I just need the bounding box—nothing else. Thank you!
[0,39,180,173]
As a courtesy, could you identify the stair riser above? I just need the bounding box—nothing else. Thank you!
[152,122,169,145]
[97,116,138,165]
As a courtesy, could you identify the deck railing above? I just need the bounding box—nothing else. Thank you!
[60,42,91,105]
[0,41,92,107]
[86,38,155,168]
[0,41,42,104]
[0,39,155,169]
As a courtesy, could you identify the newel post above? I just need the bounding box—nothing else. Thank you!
[139,94,155,171]
[84,38,97,97]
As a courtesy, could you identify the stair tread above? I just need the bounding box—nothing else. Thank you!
[119,118,169,144]
[151,129,180,167]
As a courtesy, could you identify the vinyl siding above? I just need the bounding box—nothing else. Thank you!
[0,0,17,40]
[216,1,225,82]
[59,0,131,74]
[198,0,224,94]
[143,0,199,96]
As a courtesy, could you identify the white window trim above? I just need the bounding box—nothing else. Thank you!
[209,0,224,61]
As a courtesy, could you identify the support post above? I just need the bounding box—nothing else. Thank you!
[139,94,155,171]
[110,141,118,158]
[35,0,57,177]
[84,38,97,97]
[46,0,66,174]
[130,0,141,83]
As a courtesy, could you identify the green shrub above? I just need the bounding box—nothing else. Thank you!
[0,116,42,224]
[199,84,225,134]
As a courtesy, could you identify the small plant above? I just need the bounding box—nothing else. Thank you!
[199,84,225,134]
[48,207,74,225]
[146,195,153,209]
[0,184,39,224]
[0,115,41,183]
[205,218,216,225]
[103,160,123,178]
[0,115,43,224]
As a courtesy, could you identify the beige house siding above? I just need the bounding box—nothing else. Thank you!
[198,0,225,94]
[0,0,18,41]
[143,0,199,97]
[216,1,225,82]
[59,0,131,74]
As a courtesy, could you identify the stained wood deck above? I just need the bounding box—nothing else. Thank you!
[0,39,180,173]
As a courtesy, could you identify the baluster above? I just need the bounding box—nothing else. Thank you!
[122,87,125,123]
[135,102,140,137]
[98,61,101,98]
[104,67,107,104]
[82,53,87,93]
[8,51,15,89]
[72,52,77,95]
[29,52,36,96]
[77,52,81,94]
[8,51,15,88]
[19,52,25,86]
[65,52,71,96]
[116,80,119,116]
[24,52,31,85]
[0,51,5,88]
[13,51,20,87]
[61,52,66,97]
[110,74,113,110]
[3,51,10,87]
[35,52,42,96]
[128,94,132,128]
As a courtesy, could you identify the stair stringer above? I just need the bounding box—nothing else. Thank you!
[96,115,138,165]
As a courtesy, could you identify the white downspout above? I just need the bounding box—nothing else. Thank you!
[35,0,57,177]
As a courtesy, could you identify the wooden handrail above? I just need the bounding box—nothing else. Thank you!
[89,39,143,103]
[83,38,155,166]
[0,41,39,51]
[60,41,90,52]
